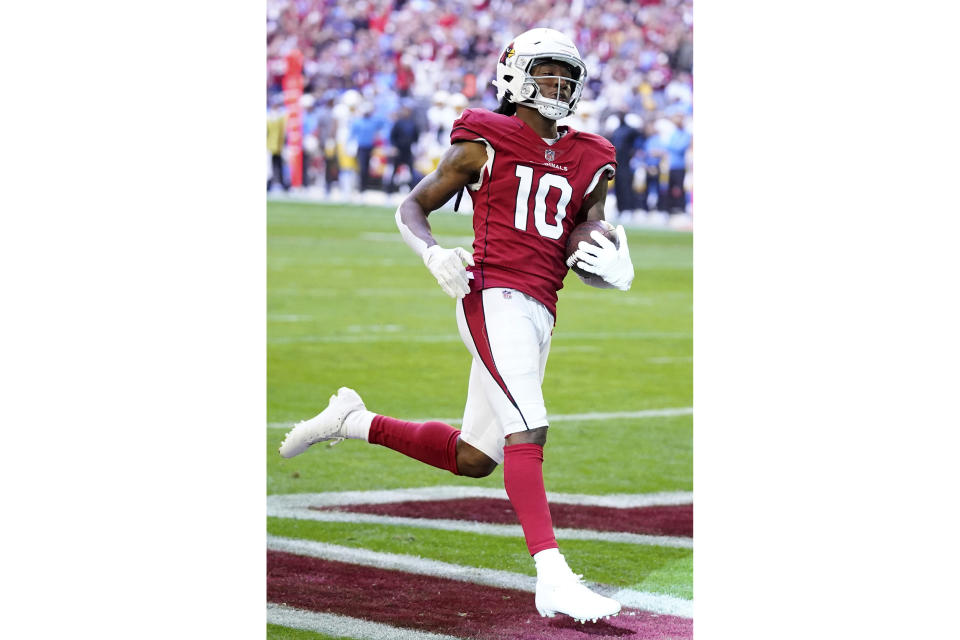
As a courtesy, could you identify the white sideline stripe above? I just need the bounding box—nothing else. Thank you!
[267,535,693,619]
[361,231,475,246]
[267,406,692,429]
[267,487,693,509]
[266,488,694,549]
[543,407,693,422]
[267,604,460,640]
[267,509,692,549]
[608,591,693,619]
[269,330,690,345]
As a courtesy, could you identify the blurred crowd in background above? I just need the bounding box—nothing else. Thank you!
[267,0,693,227]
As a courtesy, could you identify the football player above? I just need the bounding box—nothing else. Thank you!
[280,27,635,623]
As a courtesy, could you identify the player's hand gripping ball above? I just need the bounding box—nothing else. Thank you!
[564,220,619,279]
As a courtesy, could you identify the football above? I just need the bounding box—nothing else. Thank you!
[565,220,618,278]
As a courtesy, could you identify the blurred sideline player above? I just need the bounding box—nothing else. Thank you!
[280,28,635,624]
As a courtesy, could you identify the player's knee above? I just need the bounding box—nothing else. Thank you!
[457,450,498,478]
[462,461,497,478]
[505,426,548,447]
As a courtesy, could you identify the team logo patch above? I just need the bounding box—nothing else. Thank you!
[544,149,555,162]
[499,43,515,65]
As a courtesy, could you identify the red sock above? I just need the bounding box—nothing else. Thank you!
[503,443,558,556]
[368,415,461,475]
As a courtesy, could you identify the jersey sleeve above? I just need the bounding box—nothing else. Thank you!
[450,109,519,146]
[450,109,486,145]
[450,109,511,191]
[581,134,618,197]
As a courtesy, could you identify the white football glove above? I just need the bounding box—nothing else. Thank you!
[422,244,475,298]
[573,225,634,291]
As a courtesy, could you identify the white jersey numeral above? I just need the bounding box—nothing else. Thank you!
[513,165,572,240]
[514,165,534,231]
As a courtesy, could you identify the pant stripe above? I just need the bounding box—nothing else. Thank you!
[461,291,529,429]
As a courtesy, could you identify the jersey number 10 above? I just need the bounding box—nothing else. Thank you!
[513,165,572,240]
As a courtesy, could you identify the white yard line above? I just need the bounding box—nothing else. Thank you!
[269,330,690,345]
[611,590,695,618]
[268,487,692,509]
[267,604,461,640]
[268,406,692,429]
[268,509,692,549]
[361,232,475,246]
[537,407,693,422]
[266,488,693,549]
[267,535,693,619]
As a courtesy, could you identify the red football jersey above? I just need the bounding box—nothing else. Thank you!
[450,108,616,319]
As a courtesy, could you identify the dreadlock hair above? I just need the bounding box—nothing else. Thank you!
[493,96,517,116]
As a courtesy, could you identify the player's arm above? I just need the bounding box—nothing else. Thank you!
[396,140,486,246]
[572,173,635,291]
[396,140,488,298]
[581,174,609,222]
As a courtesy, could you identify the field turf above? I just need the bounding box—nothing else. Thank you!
[266,200,692,638]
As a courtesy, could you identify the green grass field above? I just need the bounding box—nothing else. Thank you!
[266,200,692,638]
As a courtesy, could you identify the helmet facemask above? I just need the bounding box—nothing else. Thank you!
[494,28,588,120]
[518,58,585,120]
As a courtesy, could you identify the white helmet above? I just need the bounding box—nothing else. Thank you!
[448,92,468,110]
[340,89,362,108]
[494,27,586,120]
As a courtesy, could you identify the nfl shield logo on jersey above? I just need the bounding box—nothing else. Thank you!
[544,149,555,162]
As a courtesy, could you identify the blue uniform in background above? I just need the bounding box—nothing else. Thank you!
[664,128,691,213]
[641,134,666,211]
[350,114,387,191]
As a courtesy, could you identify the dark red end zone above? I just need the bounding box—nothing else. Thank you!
[268,550,692,640]
[311,498,693,537]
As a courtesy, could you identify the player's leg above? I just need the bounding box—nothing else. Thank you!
[455,359,505,477]
[278,387,487,476]
[278,318,499,477]
[530,313,620,621]
[648,167,661,213]
[458,288,620,622]
[459,288,558,553]
[668,168,685,213]
[365,389,496,477]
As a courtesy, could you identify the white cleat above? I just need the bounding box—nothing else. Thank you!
[535,567,621,623]
[278,387,366,458]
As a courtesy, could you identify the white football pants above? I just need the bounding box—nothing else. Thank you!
[455,287,554,463]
